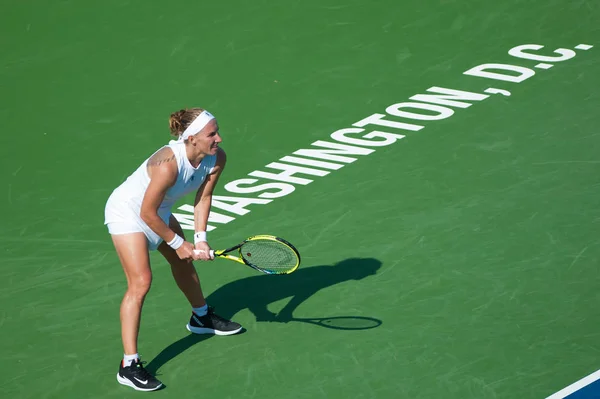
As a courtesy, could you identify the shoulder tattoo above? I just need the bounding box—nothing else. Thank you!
[147,147,176,168]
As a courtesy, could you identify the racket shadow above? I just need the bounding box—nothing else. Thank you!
[289,315,383,330]
[207,257,383,326]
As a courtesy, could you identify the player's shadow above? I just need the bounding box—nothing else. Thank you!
[145,257,381,374]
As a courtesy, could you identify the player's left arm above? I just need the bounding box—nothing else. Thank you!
[193,147,226,258]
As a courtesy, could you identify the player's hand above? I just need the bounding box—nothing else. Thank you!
[193,241,214,261]
[175,241,197,262]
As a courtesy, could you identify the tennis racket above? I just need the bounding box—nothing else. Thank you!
[195,235,301,275]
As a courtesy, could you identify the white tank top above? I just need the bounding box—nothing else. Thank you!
[109,140,217,220]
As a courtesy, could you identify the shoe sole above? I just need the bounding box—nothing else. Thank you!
[186,323,242,336]
[117,374,163,391]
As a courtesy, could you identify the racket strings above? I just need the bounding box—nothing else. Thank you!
[240,240,298,273]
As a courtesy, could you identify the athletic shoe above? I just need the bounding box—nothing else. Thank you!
[186,306,242,335]
[116,359,163,391]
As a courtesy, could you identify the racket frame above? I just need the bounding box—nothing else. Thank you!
[213,235,301,274]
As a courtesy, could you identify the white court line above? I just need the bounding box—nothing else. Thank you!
[546,369,600,399]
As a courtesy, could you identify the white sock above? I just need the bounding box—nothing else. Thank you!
[123,353,139,367]
[193,304,208,317]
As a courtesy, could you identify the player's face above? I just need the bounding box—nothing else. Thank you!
[194,119,222,155]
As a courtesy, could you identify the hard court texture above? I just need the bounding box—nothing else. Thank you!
[0,1,599,398]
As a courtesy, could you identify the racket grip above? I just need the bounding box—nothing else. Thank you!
[193,249,215,258]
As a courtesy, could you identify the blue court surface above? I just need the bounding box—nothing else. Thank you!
[547,372,600,399]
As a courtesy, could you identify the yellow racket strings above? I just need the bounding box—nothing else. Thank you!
[240,239,299,273]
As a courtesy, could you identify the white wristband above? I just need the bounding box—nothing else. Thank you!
[167,234,184,250]
[194,231,207,244]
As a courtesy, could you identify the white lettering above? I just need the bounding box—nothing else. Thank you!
[176,43,593,233]
[485,88,511,96]
[331,128,401,147]
[224,178,295,199]
[508,44,576,62]
[463,63,535,83]
[211,195,272,216]
[279,155,344,170]
[249,162,328,185]
[353,113,424,131]
[363,130,405,142]
[410,87,489,109]
[386,102,454,120]
[293,140,374,163]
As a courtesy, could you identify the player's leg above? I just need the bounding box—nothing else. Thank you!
[157,218,206,308]
[112,232,163,391]
[157,215,242,335]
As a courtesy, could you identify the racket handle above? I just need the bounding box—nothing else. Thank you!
[193,249,215,259]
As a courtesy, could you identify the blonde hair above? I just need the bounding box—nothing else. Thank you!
[168,108,205,137]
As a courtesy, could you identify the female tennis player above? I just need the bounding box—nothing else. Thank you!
[104,108,242,391]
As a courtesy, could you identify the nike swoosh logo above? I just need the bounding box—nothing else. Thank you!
[134,377,148,384]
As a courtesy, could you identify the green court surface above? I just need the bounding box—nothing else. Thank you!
[1,1,599,398]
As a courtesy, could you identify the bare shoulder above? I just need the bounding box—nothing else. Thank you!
[146,146,178,183]
[147,146,176,168]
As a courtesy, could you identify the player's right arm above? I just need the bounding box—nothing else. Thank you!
[140,147,198,260]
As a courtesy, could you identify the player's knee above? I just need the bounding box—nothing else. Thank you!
[128,273,153,297]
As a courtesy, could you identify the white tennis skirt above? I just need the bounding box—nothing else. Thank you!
[104,193,170,251]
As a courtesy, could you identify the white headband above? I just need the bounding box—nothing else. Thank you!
[178,110,215,141]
